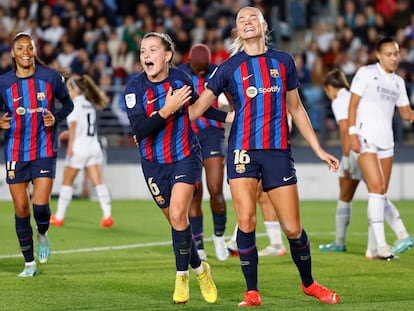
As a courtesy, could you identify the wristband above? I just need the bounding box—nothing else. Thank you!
[348,125,357,135]
[342,156,350,170]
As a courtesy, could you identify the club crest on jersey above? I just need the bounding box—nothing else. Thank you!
[37,92,46,101]
[270,69,279,78]
[155,195,165,205]
[236,164,246,174]
[8,171,15,180]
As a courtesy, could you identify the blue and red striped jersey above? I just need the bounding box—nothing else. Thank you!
[0,66,72,162]
[177,63,223,134]
[124,68,200,163]
[207,49,298,151]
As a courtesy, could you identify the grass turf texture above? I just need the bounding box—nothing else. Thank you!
[0,199,413,310]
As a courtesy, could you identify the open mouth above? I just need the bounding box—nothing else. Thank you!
[244,27,255,34]
[144,60,154,70]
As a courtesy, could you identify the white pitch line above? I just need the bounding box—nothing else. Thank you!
[0,231,369,260]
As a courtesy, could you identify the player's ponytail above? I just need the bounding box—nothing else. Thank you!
[69,75,109,110]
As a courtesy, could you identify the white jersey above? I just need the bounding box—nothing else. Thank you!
[331,88,351,123]
[350,63,410,149]
[66,95,102,157]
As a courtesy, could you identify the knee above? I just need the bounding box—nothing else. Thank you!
[208,183,223,199]
[210,193,226,209]
[367,181,385,194]
[169,211,188,230]
[238,214,257,233]
[14,203,30,217]
[280,222,302,239]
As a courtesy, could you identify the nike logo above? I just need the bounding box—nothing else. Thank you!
[283,176,294,182]
[210,151,220,155]
[147,97,159,104]
[242,74,254,81]
[13,97,22,102]
[40,169,50,174]
[174,174,186,180]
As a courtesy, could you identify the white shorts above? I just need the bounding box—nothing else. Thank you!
[64,149,104,169]
[338,152,363,180]
[358,135,394,159]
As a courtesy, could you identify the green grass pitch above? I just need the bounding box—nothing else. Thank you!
[0,199,413,310]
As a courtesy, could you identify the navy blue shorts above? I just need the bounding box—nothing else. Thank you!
[141,152,203,208]
[6,157,57,184]
[226,149,297,191]
[196,127,225,160]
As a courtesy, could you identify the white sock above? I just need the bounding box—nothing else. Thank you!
[56,185,73,220]
[264,221,283,246]
[176,270,189,277]
[367,222,377,251]
[192,263,205,275]
[25,260,36,267]
[96,184,112,218]
[231,224,238,242]
[367,193,387,249]
[384,198,409,240]
[335,200,351,246]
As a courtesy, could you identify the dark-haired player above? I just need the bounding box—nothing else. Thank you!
[178,44,229,261]
[0,32,74,277]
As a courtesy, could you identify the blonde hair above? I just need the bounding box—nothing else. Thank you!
[68,74,109,110]
[228,6,270,56]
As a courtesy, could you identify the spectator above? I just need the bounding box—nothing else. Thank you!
[70,47,91,76]
[388,0,411,34]
[0,50,11,74]
[313,20,335,53]
[12,5,30,33]
[191,15,207,45]
[37,4,52,31]
[41,14,65,48]
[57,40,77,70]
[92,39,111,67]
[341,0,357,28]
[66,16,85,50]
[111,41,135,80]
[0,4,12,33]
[122,14,145,54]
[294,53,312,84]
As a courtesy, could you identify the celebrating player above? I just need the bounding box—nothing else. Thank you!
[0,32,74,277]
[124,32,232,304]
[178,44,229,261]
[189,6,340,306]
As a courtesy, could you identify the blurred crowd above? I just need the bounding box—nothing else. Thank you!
[0,0,413,143]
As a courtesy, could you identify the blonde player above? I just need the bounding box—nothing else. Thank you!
[50,74,113,228]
